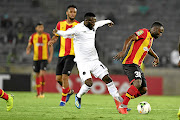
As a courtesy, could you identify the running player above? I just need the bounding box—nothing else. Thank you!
[113,22,164,114]
[0,89,14,111]
[48,5,79,106]
[26,22,53,98]
[51,12,122,113]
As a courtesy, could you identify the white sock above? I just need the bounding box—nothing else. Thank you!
[77,84,91,98]
[106,81,120,98]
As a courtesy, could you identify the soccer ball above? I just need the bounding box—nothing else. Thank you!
[137,101,151,114]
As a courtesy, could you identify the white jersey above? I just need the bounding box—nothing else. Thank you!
[56,20,112,62]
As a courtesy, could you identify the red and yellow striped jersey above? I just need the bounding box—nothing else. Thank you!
[56,20,79,57]
[122,28,154,66]
[29,32,51,61]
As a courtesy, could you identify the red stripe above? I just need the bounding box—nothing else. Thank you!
[64,25,73,56]
[130,79,135,85]
[138,38,153,66]
[125,39,145,64]
[38,36,42,60]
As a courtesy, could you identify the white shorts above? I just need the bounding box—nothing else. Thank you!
[77,60,109,82]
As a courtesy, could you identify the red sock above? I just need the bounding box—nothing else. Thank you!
[134,90,141,98]
[123,85,138,105]
[61,87,70,102]
[36,77,41,95]
[0,89,9,100]
[121,94,126,99]
[39,76,45,94]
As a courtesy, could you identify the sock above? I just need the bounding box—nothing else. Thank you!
[40,76,45,94]
[123,85,138,105]
[36,77,41,96]
[121,89,142,100]
[121,94,126,99]
[0,89,8,100]
[106,82,119,98]
[61,87,70,102]
[77,84,91,98]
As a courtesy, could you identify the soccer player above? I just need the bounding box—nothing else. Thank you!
[113,22,164,114]
[26,22,53,98]
[0,89,14,111]
[51,12,122,112]
[178,38,180,67]
[48,5,79,106]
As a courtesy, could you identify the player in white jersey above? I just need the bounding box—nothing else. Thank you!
[50,12,123,112]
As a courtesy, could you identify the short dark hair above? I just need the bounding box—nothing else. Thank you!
[151,21,163,28]
[84,12,96,19]
[36,21,43,26]
[67,5,77,11]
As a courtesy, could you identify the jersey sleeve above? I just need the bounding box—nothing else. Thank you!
[94,20,112,30]
[55,22,61,36]
[56,27,76,38]
[47,33,51,41]
[28,35,33,45]
[135,29,148,40]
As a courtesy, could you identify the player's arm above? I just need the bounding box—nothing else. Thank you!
[26,36,33,55]
[148,48,159,67]
[113,34,137,61]
[95,20,114,28]
[55,28,76,37]
[48,35,59,46]
[48,45,53,63]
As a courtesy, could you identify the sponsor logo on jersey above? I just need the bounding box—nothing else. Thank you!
[136,30,144,36]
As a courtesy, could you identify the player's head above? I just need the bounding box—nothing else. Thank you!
[150,21,164,39]
[35,21,44,34]
[66,5,77,21]
[84,12,96,30]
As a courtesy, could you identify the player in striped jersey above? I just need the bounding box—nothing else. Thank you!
[26,22,53,98]
[114,22,164,114]
[48,5,79,106]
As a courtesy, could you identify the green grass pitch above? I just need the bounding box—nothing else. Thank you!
[0,92,179,120]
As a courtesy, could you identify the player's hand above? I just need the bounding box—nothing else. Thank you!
[48,40,54,46]
[52,29,58,35]
[26,49,30,55]
[152,57,159,67]
[48,57,52,63]
[108,22,114,27]
[113,51,126,61]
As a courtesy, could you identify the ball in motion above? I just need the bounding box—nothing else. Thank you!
[137,101,151,114]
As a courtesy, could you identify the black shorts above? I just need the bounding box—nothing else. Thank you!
[33,60,48,73]
[56,55,75,76]
[123,64,147,87]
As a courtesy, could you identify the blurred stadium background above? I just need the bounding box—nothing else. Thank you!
[0,0,180,96]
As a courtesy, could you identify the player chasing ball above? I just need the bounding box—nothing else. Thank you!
[51,12,125,113]
[48,5,79,106]
[26,22,53,98]
[0,89,14,111]
[113,22,164,114]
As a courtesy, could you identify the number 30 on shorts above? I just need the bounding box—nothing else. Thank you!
[134,71,141,78]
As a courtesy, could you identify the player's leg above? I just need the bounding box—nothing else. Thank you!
[39,60,48,97]
[33,61,41,97]
[0,89,14,111]
[56,57,64,86]
[60,55,75,106]
[75,62,92,109]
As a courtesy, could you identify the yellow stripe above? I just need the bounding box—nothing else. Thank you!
[62,93,68,96]
[69,38,75,55]
[133,33,152,65]
[33,34,39,61]
[122,41,135,64]
[36,84,41,88]
[126,93,132,99]
[0,90,4,97]
[131,96,135,99]
[42,34,48,60]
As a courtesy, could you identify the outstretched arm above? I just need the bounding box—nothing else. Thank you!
[148,48,159,67]
[95,20,114,29]
[113,34,137,61]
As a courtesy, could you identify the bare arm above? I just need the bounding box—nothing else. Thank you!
[148,48,159,67]
[48,35,58,46]
[26,43,32,55]
[48,45,54,63]
[113,34,137,61]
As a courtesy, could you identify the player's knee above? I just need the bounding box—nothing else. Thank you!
[56,76,62,82]
[140,87,148,95]
[133,79,142,89]
[102,75,112,84]
[85,79,93,87]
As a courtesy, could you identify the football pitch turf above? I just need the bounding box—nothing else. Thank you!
[0,92,179,120]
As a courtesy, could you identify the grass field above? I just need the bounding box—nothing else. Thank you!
[0,92,179,120]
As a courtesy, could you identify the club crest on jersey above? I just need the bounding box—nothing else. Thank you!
[136,30,144,36]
